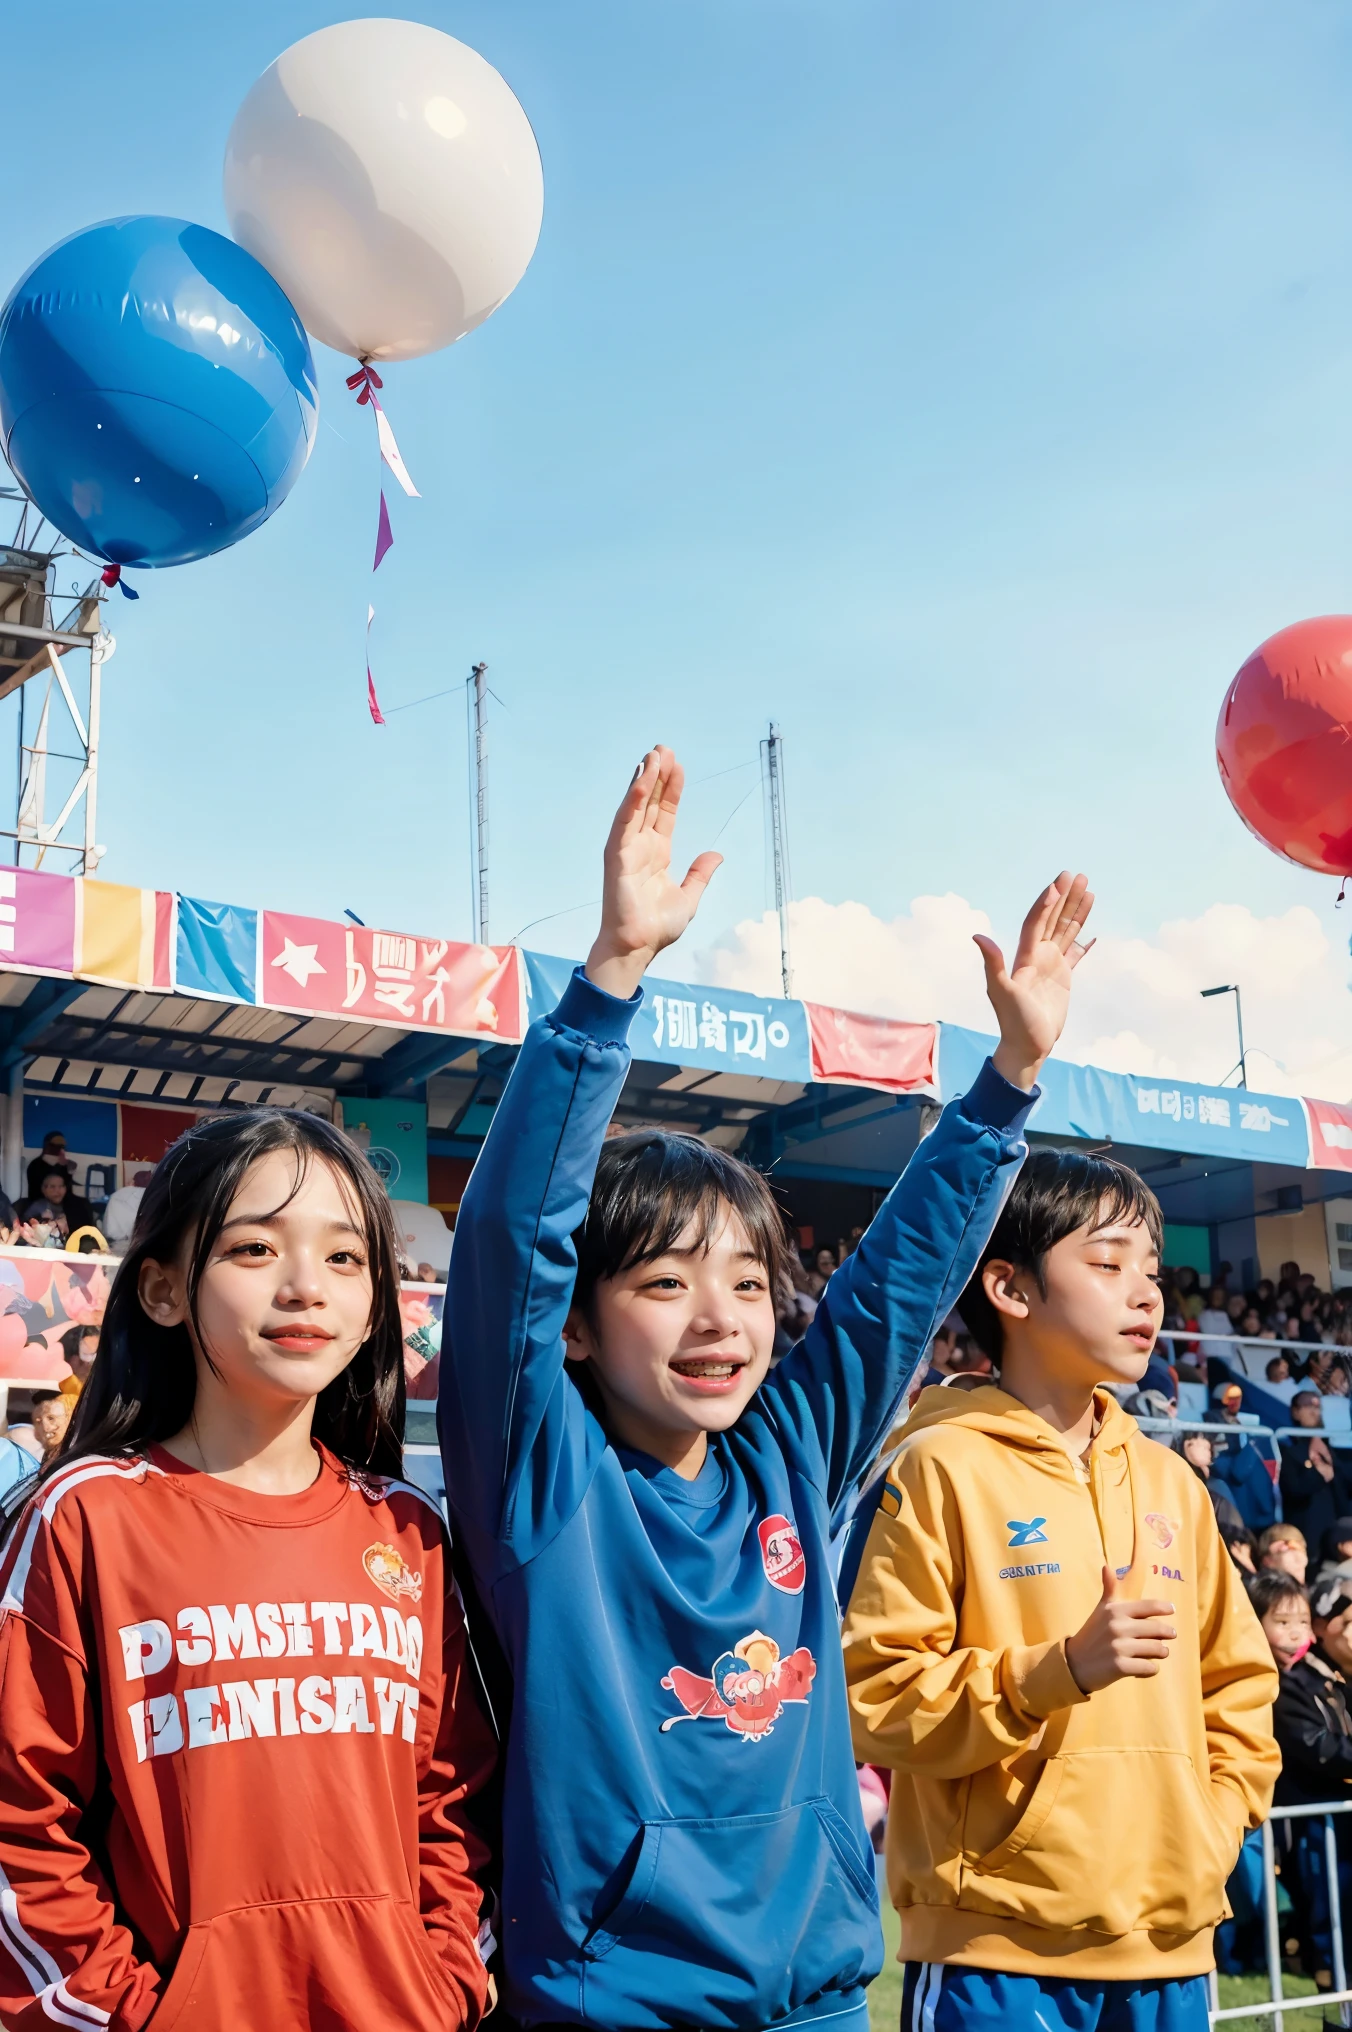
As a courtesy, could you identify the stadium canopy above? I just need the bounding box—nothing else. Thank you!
[0,864,1349,1286]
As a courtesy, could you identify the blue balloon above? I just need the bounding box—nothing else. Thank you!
[0,216,317,568]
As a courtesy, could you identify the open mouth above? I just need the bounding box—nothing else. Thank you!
[669,1356,746,1390]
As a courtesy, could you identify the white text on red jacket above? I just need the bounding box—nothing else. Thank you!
[117,1600,424,1763]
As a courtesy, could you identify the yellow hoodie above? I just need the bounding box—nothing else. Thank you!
[843,1384,1279,1981]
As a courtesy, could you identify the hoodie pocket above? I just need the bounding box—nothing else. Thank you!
[961,1748,1235,1937]
[148,1893,470,2032]
[580,1799,881,2030]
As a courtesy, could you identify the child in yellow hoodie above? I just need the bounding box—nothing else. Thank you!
[843,1149,1279,2032]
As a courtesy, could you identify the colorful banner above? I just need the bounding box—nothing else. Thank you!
[522,951,813,1083]
[0,1248,114,1386]
[938,1024,1311,1169]
[1304,1097,1352,1172]
[75,880,173,990]
[805,1003,937,1095]
[175,895,258,1004]
[0,867,76,972]
[261,913,522,1039]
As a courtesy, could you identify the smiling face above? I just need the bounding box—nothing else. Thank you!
[564,1206,776,1473]
[984,1206,1164,1395]
[139,1149,375,1424]
[1262,1536,1307,1583]
[1263,1594,1312,1671]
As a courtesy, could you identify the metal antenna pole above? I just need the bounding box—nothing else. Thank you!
[466,662,489,945]
[759,719,793,998]
[1200,982,1247,1089]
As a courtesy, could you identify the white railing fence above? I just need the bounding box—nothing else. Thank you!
[1210,1802,1352,2029]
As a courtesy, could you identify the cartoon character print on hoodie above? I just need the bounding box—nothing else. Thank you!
[844,1384,1280,1983]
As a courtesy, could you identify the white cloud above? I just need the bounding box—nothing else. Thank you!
[696,895,1352,1101]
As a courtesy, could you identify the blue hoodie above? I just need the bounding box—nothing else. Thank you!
[440,969,1034,2032]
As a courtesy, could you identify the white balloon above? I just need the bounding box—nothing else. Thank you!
[223,19,543,363]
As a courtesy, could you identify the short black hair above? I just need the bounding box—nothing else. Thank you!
[573,1130,790,1316]
[1247,1567,1309,1620]
[958,1147,1163,1363]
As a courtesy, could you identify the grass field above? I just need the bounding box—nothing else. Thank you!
[864,1906,1331,2032]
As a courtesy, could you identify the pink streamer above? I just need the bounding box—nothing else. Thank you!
[365,604,385,726]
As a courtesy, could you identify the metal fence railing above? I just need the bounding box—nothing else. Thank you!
[1161,1329,1352,1366]
[1209,1803,1352,2029]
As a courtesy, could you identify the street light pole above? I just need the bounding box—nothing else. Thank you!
[1200,983,1247,1088]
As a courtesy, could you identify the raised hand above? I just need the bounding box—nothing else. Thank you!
[973,872,1094,1091]
[585,747,723,1002]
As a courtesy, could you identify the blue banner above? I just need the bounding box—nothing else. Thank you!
[938,1024,1310,1168]
[523,951,813,1083]
[176,896,258,1005]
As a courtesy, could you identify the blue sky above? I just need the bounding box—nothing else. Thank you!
[5,0,1352,991]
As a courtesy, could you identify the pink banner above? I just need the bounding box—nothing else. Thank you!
[0,868,76,974]
[805,1004,938,1094]
[260,912,523,1040]
[1305,1096,1352,1172]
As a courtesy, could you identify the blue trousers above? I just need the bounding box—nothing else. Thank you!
[900,1963,1210,2032]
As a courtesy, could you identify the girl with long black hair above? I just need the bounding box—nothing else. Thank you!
[0,1107,494,2032]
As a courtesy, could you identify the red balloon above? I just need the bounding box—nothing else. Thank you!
[1217,616,1352,875]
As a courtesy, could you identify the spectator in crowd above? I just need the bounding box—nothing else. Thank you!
[1198,1283,1236,1358]
[1208,1381,1279,1530]
[1218,1568,1315,1977]
[1220,1521,1259,1574]
[0,1414,34,1503]
[19,1169,96,1245]
[28,1389,69,1466]
[1259,1523,1309,1585]
[1273,1574,1352,1989]
[806,1246,837,1298]
[927,1325,961,1377]
[1282,1392,1352,1546]
[1284,1315,1306,1347]
[1174,1264,1205,1318]
[1251,1567,1314,1671]
[946,1337,993,1378]
[1315,1517,1352,1588]
[25,1131,75,1205]
[1266,1354,1291,1385]
[1176,1429,1246,1530]
[1125,1386,1177,1422]
[57,1323,99,1411]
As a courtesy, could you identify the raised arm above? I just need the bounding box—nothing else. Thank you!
[762,873,1095,1511]
[439,749,720,1573]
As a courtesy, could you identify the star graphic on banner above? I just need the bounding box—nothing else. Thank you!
[272,938,326,988]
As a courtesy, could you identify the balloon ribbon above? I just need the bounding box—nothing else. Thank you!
[100,564,138,602]
[347,363,419,725]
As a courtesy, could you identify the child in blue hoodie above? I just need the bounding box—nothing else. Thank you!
[440,745,1095,2032]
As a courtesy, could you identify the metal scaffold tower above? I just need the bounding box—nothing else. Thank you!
[760,719,793,999]
[0,488,110,873]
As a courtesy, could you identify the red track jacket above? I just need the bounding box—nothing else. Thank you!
[0,1443,495,2030]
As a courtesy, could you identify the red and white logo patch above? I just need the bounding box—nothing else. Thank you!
[758,1514,805,1594]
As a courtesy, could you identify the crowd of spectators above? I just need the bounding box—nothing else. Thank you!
[1135,1265,1352,1989]
[0,1131,110,1251]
